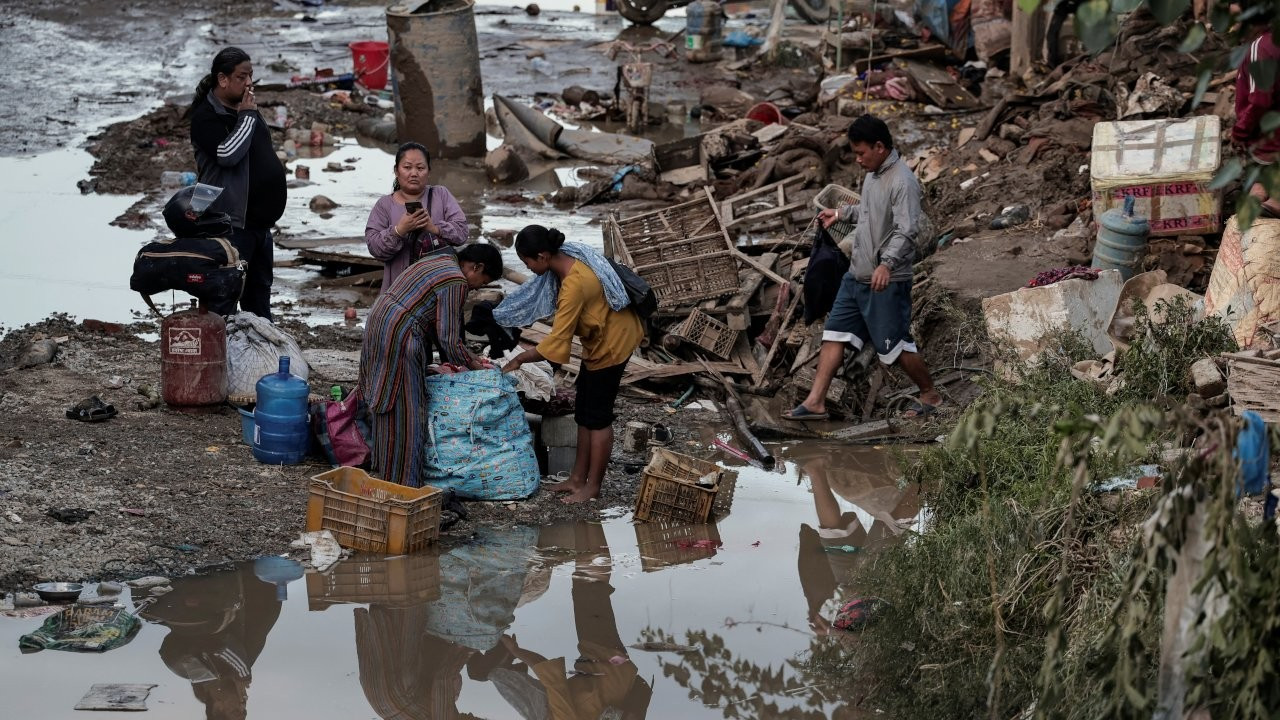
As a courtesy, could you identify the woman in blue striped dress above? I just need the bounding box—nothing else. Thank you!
[359,245,504,486]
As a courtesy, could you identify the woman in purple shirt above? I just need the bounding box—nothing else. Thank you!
[365,142,470,289]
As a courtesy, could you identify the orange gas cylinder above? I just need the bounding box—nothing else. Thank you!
[162,300,227,407]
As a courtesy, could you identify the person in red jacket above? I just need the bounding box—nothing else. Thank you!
[1233,25,1280,217]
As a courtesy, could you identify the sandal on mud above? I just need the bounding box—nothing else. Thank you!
[783,405,828,422]
[901,400,940,419]
[65,395,117,423]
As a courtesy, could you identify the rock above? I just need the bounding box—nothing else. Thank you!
[1189,357,1226,397]
[13,592,43,607]
[128,575,171,589]
[150,586,173,596]
[998,123,1025,142]
[5,511,21,524]
[486,228,516,248]
[526,2,541,14]
[562,85,600,106]
[104,375,129,389]
[78,443,96,456]
[97,581,123,595]
[484,145,529,184]
[17,339,58,368]
[2,536,22,546]
[309,195,339,212]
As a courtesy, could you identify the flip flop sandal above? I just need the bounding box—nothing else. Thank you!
[901,400,939,419]
[782,404,829,421]
[65,395,118,423]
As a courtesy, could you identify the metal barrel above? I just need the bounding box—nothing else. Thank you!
[387,1,486,158]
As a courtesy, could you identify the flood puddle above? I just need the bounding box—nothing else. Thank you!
[0,443,917,718]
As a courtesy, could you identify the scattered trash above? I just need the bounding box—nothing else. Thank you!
[46,508,94,524]
[19,605,142,653]
[74,684,157,712]
[5,511,21,524]
[990,204,1031,229]
[1093,465,1163,493]
[65,395,117,423]
[832,596,888,631]
[293,530,342,572]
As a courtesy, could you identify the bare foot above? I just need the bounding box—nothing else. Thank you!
[561,486,600,504]
[545,479,582,494]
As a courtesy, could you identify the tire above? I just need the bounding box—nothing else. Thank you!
[789,0,829,25]
[616,0,669,25]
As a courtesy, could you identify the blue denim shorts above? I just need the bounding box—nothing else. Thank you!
[822,275,917,364]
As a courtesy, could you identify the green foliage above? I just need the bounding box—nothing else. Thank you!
[1112,296,1238,403]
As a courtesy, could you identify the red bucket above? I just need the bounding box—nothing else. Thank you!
[745,101,786,126]
[349,41,389,90]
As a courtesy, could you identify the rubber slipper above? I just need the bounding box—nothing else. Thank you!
[901,400,940,419]
[65,395,117,423]
[782,404,828,421]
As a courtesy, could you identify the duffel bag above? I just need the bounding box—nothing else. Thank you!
[422,368,539,500]
[130,236,245,316]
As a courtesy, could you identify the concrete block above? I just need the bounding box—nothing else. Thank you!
[541,415,578,447]
[982,269,1125,369]
[1189,357,1226,397]
[548,446,576,476]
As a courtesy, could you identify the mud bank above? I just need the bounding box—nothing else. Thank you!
[0,316,696,594]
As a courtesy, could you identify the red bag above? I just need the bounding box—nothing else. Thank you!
[310,390,373,468]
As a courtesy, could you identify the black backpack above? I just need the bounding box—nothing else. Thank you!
[130,237,245,316]
[608,259,658,319]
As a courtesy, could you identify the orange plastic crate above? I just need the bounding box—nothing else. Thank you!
[305,467,442,554]
[633,448,726,524]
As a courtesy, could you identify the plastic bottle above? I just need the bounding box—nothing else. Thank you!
[530,57,556,77]
[331,385,343,402]
[160,171,197,189]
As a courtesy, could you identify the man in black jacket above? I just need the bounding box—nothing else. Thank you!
[187,47,286,320]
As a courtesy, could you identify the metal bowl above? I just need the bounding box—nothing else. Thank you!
[33,582,84,602]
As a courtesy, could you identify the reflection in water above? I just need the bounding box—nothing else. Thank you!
[142,564,284,720]
[514,522,653,719]
[345,523,650,719]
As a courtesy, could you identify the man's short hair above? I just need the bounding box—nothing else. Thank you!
[847,115,894,150]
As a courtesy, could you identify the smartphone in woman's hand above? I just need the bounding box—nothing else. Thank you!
[404,201,423,214]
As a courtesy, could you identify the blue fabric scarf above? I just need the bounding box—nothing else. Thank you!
[492,242,630,328]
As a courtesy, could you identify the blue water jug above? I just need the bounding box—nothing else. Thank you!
[1092,195,1150,280]
[252,356,310,465]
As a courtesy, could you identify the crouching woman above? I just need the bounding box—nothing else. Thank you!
[359,244,503,487]
[500,225,644,504]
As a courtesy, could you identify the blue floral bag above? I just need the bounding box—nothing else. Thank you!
[422,369,539,500]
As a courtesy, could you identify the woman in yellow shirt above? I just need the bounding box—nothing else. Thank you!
[502,226,645,504]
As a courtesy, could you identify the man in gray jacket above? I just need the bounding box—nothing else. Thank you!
[784,115,941,421]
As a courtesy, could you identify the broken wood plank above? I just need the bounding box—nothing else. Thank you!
[704,186,790,287]
[725,253,777,331]
[976,97,1009,141]
[819,419,896,442]
[296,248,382,269]
[897,59,981,110]
[753,288,802,388]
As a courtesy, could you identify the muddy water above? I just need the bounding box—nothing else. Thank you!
[0,443,917,718]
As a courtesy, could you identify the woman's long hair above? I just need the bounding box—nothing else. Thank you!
[185,47,252,120]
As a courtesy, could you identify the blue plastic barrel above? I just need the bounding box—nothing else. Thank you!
[1092,195,1150,280]
[252,356,310,465]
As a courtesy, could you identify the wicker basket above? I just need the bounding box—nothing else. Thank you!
[670,309,739,359]
[813,183,861,240]
[305,553,442,609]
[634,448,723,524]
[634,521,723,571]
[305,467,443,554]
